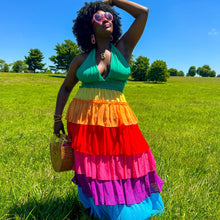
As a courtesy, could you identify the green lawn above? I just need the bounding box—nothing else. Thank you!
[0,73,219,219]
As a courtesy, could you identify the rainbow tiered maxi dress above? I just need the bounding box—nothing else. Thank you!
[66,44,164,220]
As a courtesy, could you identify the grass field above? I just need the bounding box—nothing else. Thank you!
[0,72,219,219]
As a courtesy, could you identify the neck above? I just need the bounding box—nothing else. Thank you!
[95,34,112,51]
[95,41,111,60]
[96,41,111,52]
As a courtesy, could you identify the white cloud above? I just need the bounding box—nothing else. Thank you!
[208,28,218,35]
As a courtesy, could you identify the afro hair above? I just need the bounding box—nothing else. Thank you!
[72,1,122,53]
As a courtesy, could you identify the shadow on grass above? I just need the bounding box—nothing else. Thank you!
[127,79,166,84]
[143,81,166,84]
[49,74,66,79]
[5,191,90,220]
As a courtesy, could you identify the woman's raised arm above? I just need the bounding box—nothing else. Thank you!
[104,0,149,62]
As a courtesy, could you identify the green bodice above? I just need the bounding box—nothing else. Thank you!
[76,44,130,93]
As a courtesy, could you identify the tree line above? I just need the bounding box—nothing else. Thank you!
[130,57,218,81]
[0,39,219,82]
[0,40,81,74]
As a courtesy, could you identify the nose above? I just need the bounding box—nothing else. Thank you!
[103,16,108,22]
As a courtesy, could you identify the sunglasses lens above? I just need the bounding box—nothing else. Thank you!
[94,13,103,22]
[105,12,113,21]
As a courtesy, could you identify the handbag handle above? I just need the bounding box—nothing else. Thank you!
[58,134,71,142]
[52,134,71,142]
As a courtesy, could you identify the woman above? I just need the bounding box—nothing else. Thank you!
[54,0,164,219]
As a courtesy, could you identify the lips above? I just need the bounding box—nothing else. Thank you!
[104,23,111,28]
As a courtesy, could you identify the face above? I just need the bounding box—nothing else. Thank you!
[92,10,113,36]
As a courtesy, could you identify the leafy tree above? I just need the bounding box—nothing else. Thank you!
[129,54,135,68]
[217,74,220,77]
[0,59,5,71]
[187,66,196,77]
[49,40,82,72]
[209,70,216,77]
[147,60,169,82]
[3,63,10,72]
[168,68,178,76]
[43,68,53,74]
[178,71,185,76]
[25,49,45,73]
[131,56,150,81]
[12,60,28,73]
[197,65,216,77]
[197,67,208,77]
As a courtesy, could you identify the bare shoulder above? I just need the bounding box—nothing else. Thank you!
[70,53,89,69]
[65,52,89,86]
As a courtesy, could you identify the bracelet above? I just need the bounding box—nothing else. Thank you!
[54,120,62,123]
[54,117,62,120]
[54,117,62,121]
[54,114,62,122]
[54,118,62,123]
[54,114,62,119]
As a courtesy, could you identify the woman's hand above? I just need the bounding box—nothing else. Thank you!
[103,0,112,6]
[54,120,65,136]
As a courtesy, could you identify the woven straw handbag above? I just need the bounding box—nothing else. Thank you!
[50,134,74,172]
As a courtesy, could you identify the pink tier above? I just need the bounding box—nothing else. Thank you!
[73,150,156,180]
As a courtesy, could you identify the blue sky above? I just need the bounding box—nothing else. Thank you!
[0,0,219,75]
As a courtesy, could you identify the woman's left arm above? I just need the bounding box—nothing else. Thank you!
[104,0,149,61]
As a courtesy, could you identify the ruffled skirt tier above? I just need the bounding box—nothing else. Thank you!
[67,123,149,155]
[66,87,164,219]
[73,171,163,205]
[73,150,156,180]
[78,187,164,220]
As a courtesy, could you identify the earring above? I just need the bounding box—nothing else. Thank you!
[91,34,96,44]
[110,35,113,42]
